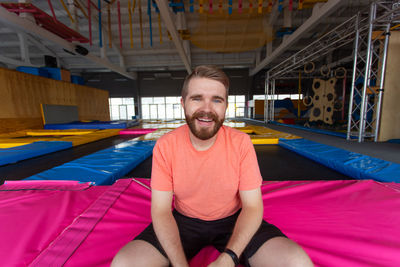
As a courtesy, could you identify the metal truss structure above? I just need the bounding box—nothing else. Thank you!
[264,0,400,142]
[347,0,400,142]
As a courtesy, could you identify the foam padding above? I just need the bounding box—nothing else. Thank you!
[119,128,157,135]
[25,140,155,185]
[135,128,174,141]
[270,121,358,139]
[0,141,72,166]
[44,120,139,130]
[279,138,400,182]
[1,179,400,266]
[237,126,301,145]
[26,129,96,136]
[0,129,120,148]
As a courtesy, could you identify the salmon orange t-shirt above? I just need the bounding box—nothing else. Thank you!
[151,124,262,221]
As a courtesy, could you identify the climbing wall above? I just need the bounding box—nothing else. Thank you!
[309,78,337,124]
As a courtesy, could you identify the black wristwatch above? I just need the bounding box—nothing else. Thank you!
[223,248,240,266]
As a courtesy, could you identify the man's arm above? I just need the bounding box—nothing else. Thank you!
[209,188,264,266]
[151,189,189,267]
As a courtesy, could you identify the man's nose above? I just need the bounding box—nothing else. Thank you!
[200,99,212,112]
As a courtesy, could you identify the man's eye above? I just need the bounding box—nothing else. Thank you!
[213,99,223,103]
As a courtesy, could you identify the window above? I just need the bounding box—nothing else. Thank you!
[109,97,135,120]
[226,95,245,118]
[141,96,184,120]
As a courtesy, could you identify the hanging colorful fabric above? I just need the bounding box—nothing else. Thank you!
[289,0,293,11]
[209,0,213,14]
[98,0,102,47]
[138,0,144,48]
[258,0,263,14]
[147,0,152,47]
[298,0,303,10]
[199,0,204,13]
[228,0,232,15]
[117,0,122,48]
[249,0,254,14]
[238,0,242,14]
[190,0,194,12]
[267,0,272,13]
[88,0,92,45]
[107,4,112,48]
[128,1,133,48]
[278,0,283,12]
[218,0,223,14]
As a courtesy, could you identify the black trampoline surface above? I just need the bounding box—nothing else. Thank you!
[1,134,351,182]
[126,145,351,181]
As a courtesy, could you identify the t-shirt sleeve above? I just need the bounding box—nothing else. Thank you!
[238,135,263,191]
[150,139,173,191]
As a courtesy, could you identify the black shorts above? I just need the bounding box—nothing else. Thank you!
[134,209,286,266]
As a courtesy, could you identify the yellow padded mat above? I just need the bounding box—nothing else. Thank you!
[236,126,301,144]
[0,129,120,148]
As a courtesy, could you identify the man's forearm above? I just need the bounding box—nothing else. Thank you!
[226,205,263,257]
[152,211,189,267]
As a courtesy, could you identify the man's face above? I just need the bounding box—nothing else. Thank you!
[182,77,228,140]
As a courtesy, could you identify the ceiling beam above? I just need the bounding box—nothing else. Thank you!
[0,5,135,79]
[249,0,345,76]
[0,54,39,67]
[154,0,191,74]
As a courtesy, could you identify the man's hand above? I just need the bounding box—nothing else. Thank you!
[207,253,236,267]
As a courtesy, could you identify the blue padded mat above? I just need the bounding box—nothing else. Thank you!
[26,140,155,185]
[270,121,357,139]
[0,141,72,166]
[279,138,400,183]
[44,120,139,130]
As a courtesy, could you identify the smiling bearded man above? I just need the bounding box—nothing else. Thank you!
[111,65,313,267]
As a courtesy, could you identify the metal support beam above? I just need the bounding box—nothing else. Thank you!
[154,0,191,73]
[17,33,30,64]
[0,54,38,67]
[250,0,345,76]
[177,12,191,66]
[0,5,135,79]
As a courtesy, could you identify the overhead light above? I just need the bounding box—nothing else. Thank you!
[114,78,128,81]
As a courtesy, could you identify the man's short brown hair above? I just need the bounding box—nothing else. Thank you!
[181,65,229,100]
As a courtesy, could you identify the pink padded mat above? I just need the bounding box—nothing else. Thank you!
[1,179,399,266]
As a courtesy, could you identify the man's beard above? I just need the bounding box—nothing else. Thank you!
[185,110,224,140]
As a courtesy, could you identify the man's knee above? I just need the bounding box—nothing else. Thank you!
[249,237,313,267]
[111,240,169,267]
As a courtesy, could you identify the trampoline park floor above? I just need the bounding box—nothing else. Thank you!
[244,119,400,164]
[0,134,141,181]
[2,119,398,182]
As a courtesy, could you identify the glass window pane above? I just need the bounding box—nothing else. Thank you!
[150,104,158,119]
[119,105,128,120]
[141,97,153,104]
[166,96,178,104]
[236,95,245,102]
[110,98,123,105]
[153,97,165,104]
[111,106,119,120]
[142,104,150,119]
[228,95,235,102]
[166,104,174,119]
[158,104,166,120]
[122,98,134,104]
[127,105,135,118]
